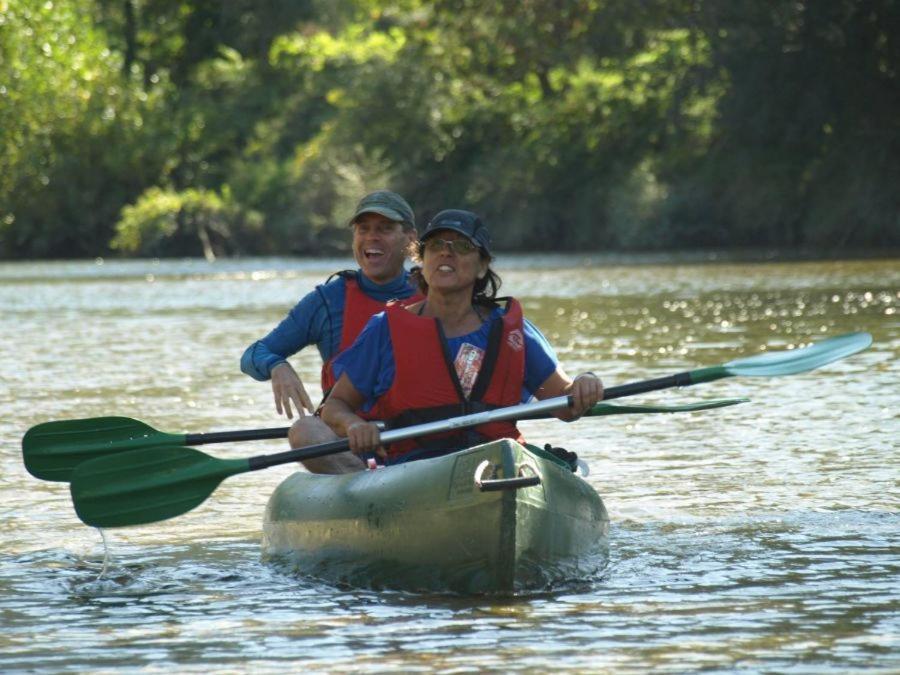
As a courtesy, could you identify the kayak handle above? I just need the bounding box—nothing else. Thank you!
[474,460,541,492]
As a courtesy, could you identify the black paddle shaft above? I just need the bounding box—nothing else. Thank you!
[247,437,352,471]
[185,426,289,445]
[603,372,695,400]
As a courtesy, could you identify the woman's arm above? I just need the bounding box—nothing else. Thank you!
[320,373,384,455]
[534,369,604,421]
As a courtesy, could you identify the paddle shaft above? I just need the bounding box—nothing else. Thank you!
[171,371,727,446]
[603,367,723,400]
[239,366,723,464]
[246,395,576,470]
[143,371,717,447]
[244,369,733,471]
[185,426,288,445]
[154,368,720,450]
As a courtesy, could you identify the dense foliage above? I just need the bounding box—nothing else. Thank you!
[1,0,897,258]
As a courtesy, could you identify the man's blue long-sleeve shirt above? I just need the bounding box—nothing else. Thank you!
[240,269,418,381]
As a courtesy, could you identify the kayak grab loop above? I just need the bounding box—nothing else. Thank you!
[474,460,541,492]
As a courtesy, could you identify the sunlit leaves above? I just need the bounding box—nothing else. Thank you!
[112,186,262,259]
[271,24,407,72]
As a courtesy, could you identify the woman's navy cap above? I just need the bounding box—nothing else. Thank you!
[421,209,492,255]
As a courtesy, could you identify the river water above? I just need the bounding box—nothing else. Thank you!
[1,255,897,673]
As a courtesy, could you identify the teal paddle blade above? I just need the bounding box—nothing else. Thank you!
[723,332,873,377]
[70,446,249,528]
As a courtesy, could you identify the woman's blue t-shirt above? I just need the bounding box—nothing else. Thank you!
[332,306,559,412]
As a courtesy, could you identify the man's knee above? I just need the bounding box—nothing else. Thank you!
[288,416,334,447]
[285,417,363,474]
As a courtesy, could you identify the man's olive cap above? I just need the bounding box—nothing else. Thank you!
[349,190,415,229]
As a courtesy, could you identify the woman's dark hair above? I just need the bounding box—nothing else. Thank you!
[410,244,502,307]
[473,265,502,306]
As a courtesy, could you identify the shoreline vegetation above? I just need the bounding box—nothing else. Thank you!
[2,1,897,261]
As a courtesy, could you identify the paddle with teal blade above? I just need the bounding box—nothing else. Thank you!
[69,330,873,528]
[601,331,873,399]
[69,397,750,528]
[31,331,872,483]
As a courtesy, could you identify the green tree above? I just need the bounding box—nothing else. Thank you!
[2,0,897,258]
[0,0,172,257]
[663,0,900,248]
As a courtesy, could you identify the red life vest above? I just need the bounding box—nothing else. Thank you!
[320,274,422,393]
[365,298,527,460]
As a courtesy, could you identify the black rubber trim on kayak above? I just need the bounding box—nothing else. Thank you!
[523,443,573,472]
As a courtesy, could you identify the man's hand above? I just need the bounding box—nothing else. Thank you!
[270,362,315,418]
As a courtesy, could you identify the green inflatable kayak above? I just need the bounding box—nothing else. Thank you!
[262,439,609,593]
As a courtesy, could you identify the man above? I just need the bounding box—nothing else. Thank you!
[241,190,421,473]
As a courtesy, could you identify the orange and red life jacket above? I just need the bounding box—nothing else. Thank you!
[363,298,527,460]
[320,274,422,393]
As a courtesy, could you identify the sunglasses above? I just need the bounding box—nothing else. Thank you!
[423,238,478,255]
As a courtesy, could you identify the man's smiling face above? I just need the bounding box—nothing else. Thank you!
[352,213,415,284]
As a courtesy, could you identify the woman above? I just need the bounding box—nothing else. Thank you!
[320,209,603,466]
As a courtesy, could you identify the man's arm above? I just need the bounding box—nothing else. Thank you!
[240,286,335,417]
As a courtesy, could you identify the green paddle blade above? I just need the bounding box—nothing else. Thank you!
[582,398,747,417]
[70,446,248,528]
[23,417,185,482]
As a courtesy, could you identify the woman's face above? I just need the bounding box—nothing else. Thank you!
[421,230,488,295]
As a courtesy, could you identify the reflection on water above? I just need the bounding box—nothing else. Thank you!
[1,256,898,672]
[263,548,610,598]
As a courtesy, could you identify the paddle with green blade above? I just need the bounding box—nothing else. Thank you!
[23,417,291,483]
[69,397,748,528]
[24,331,872,482]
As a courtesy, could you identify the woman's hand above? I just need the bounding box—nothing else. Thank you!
[270,362,315,418]
[320,373,386,458]
[535,369,604,422]
[567,372,603,418]
[345,420,384,456]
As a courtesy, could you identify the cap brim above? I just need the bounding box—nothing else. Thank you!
[349,207,408,226]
